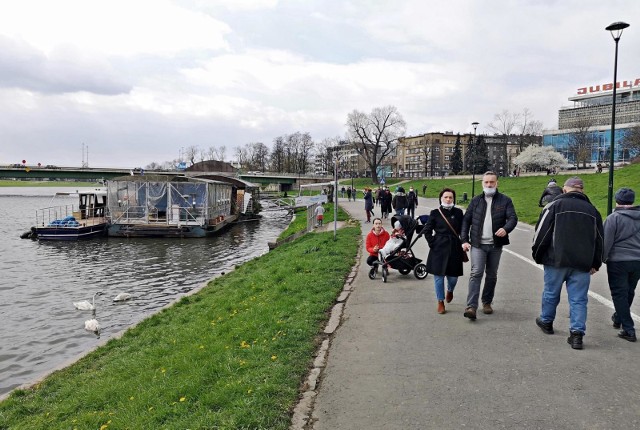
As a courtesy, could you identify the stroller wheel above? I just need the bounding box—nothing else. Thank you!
[382,267,388,283]
[398,267,411,275]
[414,263,428,280]
[368,267,377,279]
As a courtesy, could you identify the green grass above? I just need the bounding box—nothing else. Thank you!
[347,164,640,225]
[0,226,360,429]
[0,180,100,187]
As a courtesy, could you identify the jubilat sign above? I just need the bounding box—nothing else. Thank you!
[577,78,640,95]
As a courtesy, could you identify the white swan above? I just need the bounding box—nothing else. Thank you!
[84,318,101,334]
[113,292,132,302]
[73,291,103,311]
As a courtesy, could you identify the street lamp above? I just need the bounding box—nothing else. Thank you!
[605,21,629,215]
[471,122,479,198]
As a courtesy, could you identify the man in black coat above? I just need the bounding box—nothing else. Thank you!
[532,176,604,350]
[460,171,518,320]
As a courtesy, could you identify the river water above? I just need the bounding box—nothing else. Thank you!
[0,187,291,397]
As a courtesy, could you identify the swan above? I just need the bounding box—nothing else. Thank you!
[84,318,101,335]
[73,291,103,311]
[113,292,132,302]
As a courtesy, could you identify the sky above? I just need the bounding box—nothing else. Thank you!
[0,0,639,168]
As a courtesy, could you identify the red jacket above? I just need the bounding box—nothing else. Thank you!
[366,228,390,257]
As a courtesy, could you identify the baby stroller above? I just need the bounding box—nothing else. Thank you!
[368,214,428,283]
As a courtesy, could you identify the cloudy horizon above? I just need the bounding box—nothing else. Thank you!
[0,0,638,168]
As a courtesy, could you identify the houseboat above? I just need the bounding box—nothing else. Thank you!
[25,189,108,240]
[106,175,239,238]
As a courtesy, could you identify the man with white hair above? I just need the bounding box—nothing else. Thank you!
[532,176,604,350]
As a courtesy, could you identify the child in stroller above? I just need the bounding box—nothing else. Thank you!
[369,215,428,282]
[379,221,406,260]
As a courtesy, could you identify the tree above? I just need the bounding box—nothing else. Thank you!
[621,125,640,160]
[450,134,463,174]
[473,135,490,173]
[488,110,520,173]
[184,145,199,166]
[270,136,286,172]
[419,136,432,177]
[516,108,544,150]
[567,117,596,168]
[513,146,567,171]
[346,105,406,184]
[316,137,340,175]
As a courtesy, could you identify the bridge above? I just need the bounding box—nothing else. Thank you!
[0,166,330,190]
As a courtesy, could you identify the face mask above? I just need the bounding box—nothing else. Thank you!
[441,202,454,208]
[483,187,496,196]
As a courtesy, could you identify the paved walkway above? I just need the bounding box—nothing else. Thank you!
[311,197,640,430]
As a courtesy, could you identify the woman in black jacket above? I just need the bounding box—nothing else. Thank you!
[423,188,465,314]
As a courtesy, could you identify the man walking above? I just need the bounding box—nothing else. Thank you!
[461,171,517,320]
[391,186,408,216]
[406,186,418,218]
[603,187,640,342]
[532,177,604,350]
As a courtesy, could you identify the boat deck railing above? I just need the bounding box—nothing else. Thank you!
[36,205,106,228]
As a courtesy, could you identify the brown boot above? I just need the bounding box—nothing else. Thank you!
[437,301,446,314]
[445,290,453,303]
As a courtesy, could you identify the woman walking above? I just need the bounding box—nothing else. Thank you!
[364,188,374,223]
[422,188,465,314]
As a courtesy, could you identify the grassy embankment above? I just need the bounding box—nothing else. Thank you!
[344,163,640,224]
[0,212,359,429]
[0,180,100,187]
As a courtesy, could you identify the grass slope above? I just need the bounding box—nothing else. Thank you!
[0,227,360,429]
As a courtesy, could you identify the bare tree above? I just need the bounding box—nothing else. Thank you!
[316,136,340,175]
[567,117,596,168]
[184,145,199,166]
[346,105,406,184]
[488,110,520,175]
[516,108,544,150]
[622,125,640,160]
[419,136,432,177]
[270,136,286,172]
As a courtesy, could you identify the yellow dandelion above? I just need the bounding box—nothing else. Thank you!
[271,355,278,360]
[247,389,253,394]
[129,396,134,401]
[180,397,186,402]
[161,368,166,373]
[199,345,204,349]
[100,425,108,430]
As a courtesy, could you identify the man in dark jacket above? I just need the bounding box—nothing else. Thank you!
[538,179,563,207]
[461,171,518,320]
[392,187,408,216]
[532,176,604,350]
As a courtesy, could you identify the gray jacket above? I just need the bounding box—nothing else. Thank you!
[603,206,640,262]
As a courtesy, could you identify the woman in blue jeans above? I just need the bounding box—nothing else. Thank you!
[422,188,465,314]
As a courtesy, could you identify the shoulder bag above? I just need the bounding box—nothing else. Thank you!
[438,208,469,263]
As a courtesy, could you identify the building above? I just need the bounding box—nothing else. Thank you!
[397,132,472,178]
[543,77,640,165]
[325,141,369,178]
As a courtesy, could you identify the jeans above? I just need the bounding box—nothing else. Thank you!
[434,275,458,301]
[607,260,640,335]
[540,265,590,334]
[407,206,415,218]
[466,244,503,308]
[395,208,405,216]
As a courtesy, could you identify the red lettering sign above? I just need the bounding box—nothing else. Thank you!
[576,78,639,96]
[603,83,613,91]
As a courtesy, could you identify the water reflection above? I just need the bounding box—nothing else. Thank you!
[0,190,291,396]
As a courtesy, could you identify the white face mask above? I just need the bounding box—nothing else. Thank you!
[483,187,496,196]
[441,202,454,208]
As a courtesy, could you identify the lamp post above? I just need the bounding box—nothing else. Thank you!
[605,21,629,215]
[471,122,479,198]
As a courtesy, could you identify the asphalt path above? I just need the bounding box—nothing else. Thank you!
[312,196,640,430]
